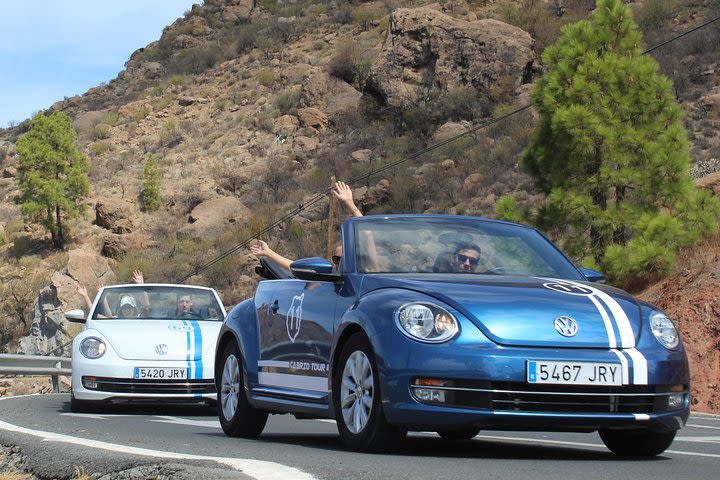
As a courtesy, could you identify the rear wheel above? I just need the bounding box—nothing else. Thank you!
[599,429,676,456]
[332,332,406,452]
[437,427,481,441]
[217,342,268,437]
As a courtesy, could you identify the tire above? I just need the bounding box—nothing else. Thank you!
[217,342,268,437]
[70,392,97,413]
[437,427,481,441]
[599,429,676,457]
[332,332,406,452]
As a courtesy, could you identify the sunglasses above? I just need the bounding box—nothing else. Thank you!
[454,253,480,266]
[331,255,342,265]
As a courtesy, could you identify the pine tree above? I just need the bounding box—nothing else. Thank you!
[521,0,719,285]
[142,153,162,211]
[15,111,90,249]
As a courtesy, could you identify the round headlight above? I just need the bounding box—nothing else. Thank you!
[396,303,458,343]
[650,311,679,350]
[80,337,106,359]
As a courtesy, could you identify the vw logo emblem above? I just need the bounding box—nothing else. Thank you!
[155,344,168,355]
[554,316,579,337]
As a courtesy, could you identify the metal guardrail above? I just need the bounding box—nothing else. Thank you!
[0,354,71,393]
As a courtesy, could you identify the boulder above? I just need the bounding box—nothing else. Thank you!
[102,233,158,259]
[301,72,362,116]
[66,248,116,289]
[16,283,70,357]
[184,196,251,238]
[351,149,373,164]
[273,115,300,135]
[360,179,392,211]
[366,7,536,109]
[95,199,134,234]
[222,0,256,23]
[298,107,328,130]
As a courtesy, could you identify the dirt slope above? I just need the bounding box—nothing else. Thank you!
[639,235,720,413]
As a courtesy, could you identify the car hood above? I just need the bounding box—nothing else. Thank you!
[88,319,222,361]
[362,275,642,348]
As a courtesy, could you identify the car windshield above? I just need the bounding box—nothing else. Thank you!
[353,216,584,279]
[92,285,225,321]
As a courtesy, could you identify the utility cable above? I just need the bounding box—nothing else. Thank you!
[176,13,720,283]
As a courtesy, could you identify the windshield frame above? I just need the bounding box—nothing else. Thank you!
[344,215,585,280]
[91,284,226,321]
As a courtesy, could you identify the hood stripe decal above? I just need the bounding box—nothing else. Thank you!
[588,295,617,349]
[610,349,630,385]
[540,278,648,385]
[625,348,648,384]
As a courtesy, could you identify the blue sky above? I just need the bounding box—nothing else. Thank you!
[0,1,199,128]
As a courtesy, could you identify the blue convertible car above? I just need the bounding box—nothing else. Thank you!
[215,215,689,455]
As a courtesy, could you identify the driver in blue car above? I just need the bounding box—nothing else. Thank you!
[449,242,482,273]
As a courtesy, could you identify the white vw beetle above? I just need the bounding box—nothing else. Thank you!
[65,284,226,412]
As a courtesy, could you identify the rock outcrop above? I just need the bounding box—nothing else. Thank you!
[366,7,536,109]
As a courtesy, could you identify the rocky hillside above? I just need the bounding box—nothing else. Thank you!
[1,0,719,411]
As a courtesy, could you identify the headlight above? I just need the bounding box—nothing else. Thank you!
[650,311,679,350]
[80,337,106,359]
[395,303,459,343]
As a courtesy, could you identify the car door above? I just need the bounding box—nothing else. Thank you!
[256,279,338,397]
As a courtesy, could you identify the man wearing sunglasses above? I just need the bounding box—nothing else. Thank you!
[449,242,482,273]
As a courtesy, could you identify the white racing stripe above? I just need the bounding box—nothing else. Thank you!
[0,417,316,480]
[609,349,630,385]
[588,295,617,348]
[548,278,649,385]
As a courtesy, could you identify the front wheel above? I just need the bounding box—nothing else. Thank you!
[332,332,406,452]
[217,342,268,437]
[599,429,676,456]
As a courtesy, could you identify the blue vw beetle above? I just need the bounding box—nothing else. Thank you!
[215,215,689,455]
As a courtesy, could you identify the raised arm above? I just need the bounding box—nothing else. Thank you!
[76,284,93,312]
[132,270,151,316]
[332,181,363,217]
[250,240,293,270]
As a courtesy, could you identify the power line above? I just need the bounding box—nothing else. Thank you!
[177,12,720,283]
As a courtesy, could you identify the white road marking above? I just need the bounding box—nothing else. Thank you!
[675,436,720,443]
[60,413,134,420]
[687,423,720,430]
[150,416,220,429]
[474,434,720,458]
[0,419,316,480]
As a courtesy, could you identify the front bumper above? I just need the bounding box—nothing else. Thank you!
[370,323,690,432]
[72,360,215,402]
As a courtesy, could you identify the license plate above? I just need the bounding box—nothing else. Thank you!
[527,360,621,386]
[133,367,188,379]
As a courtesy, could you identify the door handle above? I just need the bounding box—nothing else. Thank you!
[271,299,279,314]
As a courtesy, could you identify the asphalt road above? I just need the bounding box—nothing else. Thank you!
[1,394,718,480]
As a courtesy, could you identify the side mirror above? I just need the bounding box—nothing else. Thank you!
[290,257,341,282]
[64,308,87,323]
[580,268,605,283]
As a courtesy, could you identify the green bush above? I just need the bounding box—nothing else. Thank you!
[94,123,111,139]
[256,69,279,87]
[143,154,162,211]
[89,141,112,156]
[168,45,224,75]
[274,88,301,115]
[326,39,375,88]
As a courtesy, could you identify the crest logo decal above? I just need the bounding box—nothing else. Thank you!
[543,281,594,296]
[286,293,304,343]
[169,324,193,332]
[554,316,579,337]
[155,344,169,355]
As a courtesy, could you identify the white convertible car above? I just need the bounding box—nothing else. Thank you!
[65,284,226,412]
